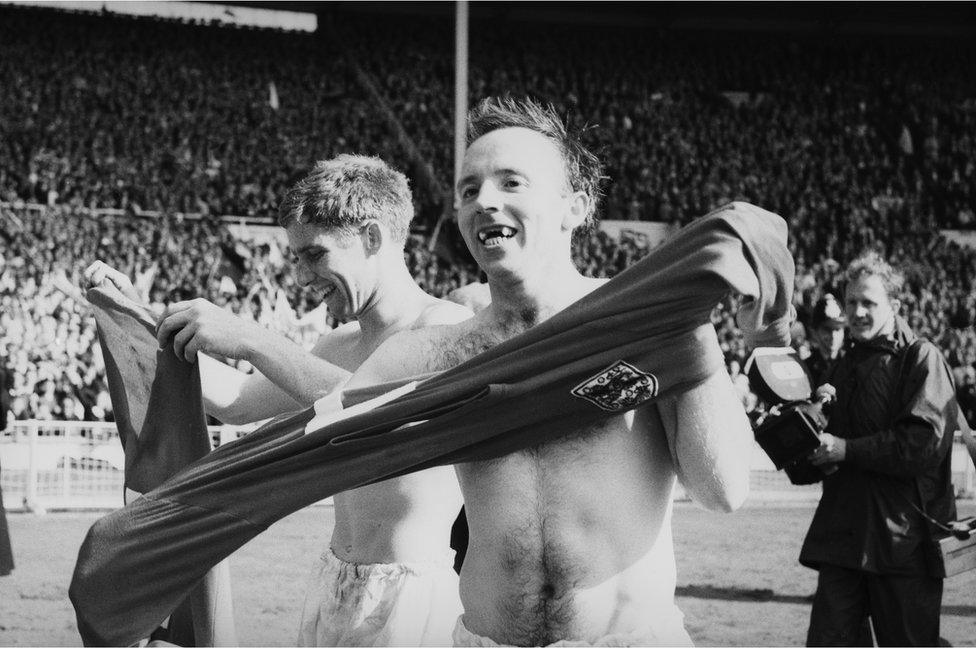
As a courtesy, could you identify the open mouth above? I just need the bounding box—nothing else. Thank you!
[477,225,518,247]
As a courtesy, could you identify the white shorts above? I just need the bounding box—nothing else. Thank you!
[451,607,694,647]
[297,547,461,647]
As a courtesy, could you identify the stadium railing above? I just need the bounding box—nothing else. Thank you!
[2,421,974,512]
[0,420,253,512]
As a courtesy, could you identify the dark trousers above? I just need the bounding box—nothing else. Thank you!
[806,564,943,647]
[450,506,468,575]
[0,460,13,576]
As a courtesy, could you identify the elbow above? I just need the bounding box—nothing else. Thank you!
[684,470,750,513]
[209,400,260,426]
[703,480,749,513]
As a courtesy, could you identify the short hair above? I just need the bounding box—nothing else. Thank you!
[466,96,606,228]
[845,251,904,300]
[278,154,413,244]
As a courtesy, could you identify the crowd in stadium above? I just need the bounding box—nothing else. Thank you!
[2,5,976,423]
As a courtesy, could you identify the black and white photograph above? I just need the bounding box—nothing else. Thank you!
[1,1,975,646]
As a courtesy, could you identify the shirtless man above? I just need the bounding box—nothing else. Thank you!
[85,155,470,646]
[346,98,755,646]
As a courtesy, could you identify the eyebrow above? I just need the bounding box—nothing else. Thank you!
[456,168,525,191]
[293,244,323,256]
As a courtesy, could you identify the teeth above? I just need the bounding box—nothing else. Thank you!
[477,226,517,243]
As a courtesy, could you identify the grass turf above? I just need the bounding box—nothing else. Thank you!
[1,502,973,646]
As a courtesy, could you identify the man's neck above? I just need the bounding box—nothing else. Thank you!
[355,262,429,339]
[485,259,591,329]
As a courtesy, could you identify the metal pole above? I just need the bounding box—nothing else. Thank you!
[26,420,39,512]
[454,0,469,196]
[430,0,468,252]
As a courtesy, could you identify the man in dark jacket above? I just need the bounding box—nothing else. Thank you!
[801,252,957,646]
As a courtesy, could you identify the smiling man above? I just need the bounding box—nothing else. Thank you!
[86,155,471,646]
[801,252,958,647]
[345,97,756,646]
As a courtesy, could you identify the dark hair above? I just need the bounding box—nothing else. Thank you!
[467,96,607,228]
[278,154,413,244]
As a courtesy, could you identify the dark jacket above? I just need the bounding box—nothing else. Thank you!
[800,316,957,577]
[0,361,10,432]
[806,346,840,387]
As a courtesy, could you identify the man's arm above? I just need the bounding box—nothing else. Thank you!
[84,261,351,424]
[197,355,305,425]
[821,342,956,476]
[157,298,352,413]
[657,368,753,512]
[162,301,353,425]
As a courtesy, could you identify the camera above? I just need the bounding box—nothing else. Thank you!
[744,347,835,485]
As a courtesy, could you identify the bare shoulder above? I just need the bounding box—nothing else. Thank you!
[347,318,472,390]
[309,321,362,359]
[446,282,492,313]
[415,296,475,327]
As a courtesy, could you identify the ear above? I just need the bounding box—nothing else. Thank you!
[890,297,901,314]
[361,221,384,255]
[561,190,590,232]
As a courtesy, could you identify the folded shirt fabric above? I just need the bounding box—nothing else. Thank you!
[70,202,794,646]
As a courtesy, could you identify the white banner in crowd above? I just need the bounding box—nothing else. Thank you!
[941,229,976,250]
[226,223,289,250]
[598,220,675,249]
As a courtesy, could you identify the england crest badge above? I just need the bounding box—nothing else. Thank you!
[571,360,659,412]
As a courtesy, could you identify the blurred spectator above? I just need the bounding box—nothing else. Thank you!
[2,6,976,422]
[805,294,847,384]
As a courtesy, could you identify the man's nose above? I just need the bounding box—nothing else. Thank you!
[473,182,502,213]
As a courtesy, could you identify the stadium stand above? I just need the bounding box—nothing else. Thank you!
[1,4,975,437]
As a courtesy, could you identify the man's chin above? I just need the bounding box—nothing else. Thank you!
[849,330,872,342]
[476,251,521,275]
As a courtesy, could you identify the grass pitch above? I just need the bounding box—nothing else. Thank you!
[1,502,973,646]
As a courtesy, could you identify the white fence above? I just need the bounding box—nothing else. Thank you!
[0,420,252,512]
[1,420,974,512]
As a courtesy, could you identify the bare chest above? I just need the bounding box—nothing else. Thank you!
[456,410,675,644]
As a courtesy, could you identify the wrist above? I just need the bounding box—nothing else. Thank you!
[239,322,270,364]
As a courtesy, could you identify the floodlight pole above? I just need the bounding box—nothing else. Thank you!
[430,0,467,251]
[454,0,468,197]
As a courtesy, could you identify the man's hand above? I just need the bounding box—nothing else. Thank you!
[809,432,846,465]
[157,298,263,363]
[735,297,795,349]
[83,261,141,303]
[815,383,837,404]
